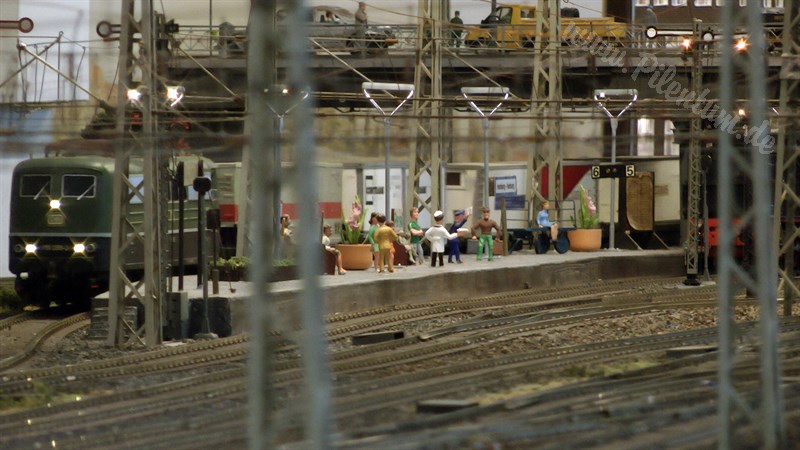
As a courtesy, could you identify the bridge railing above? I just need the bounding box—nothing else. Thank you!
[168,20,786,59]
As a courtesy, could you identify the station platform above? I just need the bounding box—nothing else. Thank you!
[161,247,686,339]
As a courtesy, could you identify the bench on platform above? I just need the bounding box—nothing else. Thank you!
[527,227,575,254]
[508,227,575,254]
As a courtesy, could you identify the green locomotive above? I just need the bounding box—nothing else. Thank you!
[8,155,220,308]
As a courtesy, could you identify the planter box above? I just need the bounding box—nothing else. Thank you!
[336,243,373,270]
[568,229,602,252]
[218,267,246,282]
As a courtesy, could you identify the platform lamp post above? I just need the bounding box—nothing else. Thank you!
[362,82,414,217]
[593,89,638,250]
[461,86,510,208]
[265,85,308,260]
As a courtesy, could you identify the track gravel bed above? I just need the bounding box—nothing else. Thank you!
[1,277,798,449]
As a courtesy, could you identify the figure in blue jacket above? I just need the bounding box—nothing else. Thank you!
[447,209,469,263]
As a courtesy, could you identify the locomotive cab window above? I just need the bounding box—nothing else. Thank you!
[20,175,52,198]
[63,174,96,199]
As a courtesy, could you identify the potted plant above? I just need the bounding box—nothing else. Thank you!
[568,185,603,251]
[213,256,250,282]
[336,195,373,269]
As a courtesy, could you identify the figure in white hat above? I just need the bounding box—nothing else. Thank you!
[424,210,458,267]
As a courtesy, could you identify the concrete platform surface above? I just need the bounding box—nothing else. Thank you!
[170,248,686,337]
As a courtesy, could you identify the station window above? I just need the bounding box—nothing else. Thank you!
[671,0,688,5]
[716,0,726,5]
[652,0,668,5]
[446,171,464,188]
[62,175,96,199]
[739,0,747,6]
[694,0,712,6]
[635,0,651,6]
[20,174,51,198]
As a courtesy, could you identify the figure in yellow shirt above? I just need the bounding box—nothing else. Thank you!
[373,214,398,273]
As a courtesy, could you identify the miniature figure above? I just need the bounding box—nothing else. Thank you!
[373,214,398,273]
[425,210,458,267]
[471,206,502,261]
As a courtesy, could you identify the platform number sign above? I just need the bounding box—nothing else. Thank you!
[591,164,636,179]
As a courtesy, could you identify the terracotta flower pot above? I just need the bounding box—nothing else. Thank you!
[336,243,373,270]
[567,228,602,252]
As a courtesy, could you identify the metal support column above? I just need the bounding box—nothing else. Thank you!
[717,1,784,447]
[409,0,447,216]
[773,0,800,317]
[107,0,165,348]
[684,20,703,285]
[246,1,280,448]
[527,0,562,221]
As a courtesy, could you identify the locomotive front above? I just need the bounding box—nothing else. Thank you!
[8,157,115,308]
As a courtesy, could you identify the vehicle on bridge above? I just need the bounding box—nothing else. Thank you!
[213,6,398,56]
[463,4,627,50]
[286,6,398,55]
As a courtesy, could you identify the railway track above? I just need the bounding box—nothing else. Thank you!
[0,277,666,390]
[0,311,90,371]
[1,277,795,449]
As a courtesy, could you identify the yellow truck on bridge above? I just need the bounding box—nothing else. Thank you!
[463,4,627,50]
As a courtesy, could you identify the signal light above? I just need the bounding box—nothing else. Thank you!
[735,38,748,52]
[166,86,185,108]
[681,38,692,51]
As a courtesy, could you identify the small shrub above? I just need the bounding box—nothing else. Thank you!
[226,256,250,270]
[0,286,23,311]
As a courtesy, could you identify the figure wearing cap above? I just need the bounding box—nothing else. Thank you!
[424,210,458,267]
[450,10,464,47]
[448,209,469,263]
[471,206,502,261]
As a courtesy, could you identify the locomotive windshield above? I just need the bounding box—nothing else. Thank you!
[63,174,96,199]
[20,175,51,199]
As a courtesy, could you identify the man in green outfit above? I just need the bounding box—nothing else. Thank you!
[450,10,463,47]
[408,207,425,265]
[471,206,502,261]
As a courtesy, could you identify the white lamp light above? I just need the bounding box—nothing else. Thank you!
[166,85,185,107]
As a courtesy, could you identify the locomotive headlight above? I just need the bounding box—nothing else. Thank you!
[49,199,61,209]
[25,243,38,254]
[73,243,86,254]
[735,38,748,52]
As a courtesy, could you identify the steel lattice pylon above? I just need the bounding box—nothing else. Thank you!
[684,20,704,285]
[107,0,165,348]
[717,1,785,448]
[773,0,800,317]
[409,0,448,216]
[527,0,562,218]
